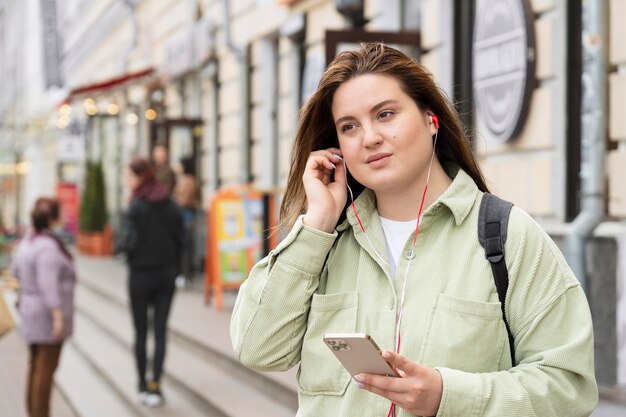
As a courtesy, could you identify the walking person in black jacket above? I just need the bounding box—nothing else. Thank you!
[116,157,184,407]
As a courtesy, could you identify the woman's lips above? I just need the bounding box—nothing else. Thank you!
[366,153,392,168]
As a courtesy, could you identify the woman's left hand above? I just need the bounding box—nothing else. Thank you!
[355,350,443,417]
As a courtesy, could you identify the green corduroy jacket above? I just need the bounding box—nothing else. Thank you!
[231,168,598,417]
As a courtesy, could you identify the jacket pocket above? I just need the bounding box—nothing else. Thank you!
[298,291,358,396]
[420,293,505,372]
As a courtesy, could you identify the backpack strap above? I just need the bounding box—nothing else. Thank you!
[478,193,516,365]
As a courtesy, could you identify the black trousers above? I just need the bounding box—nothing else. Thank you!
[128,267,176,388]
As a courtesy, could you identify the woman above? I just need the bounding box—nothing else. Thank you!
[173,156,199,287]
[12,197,75,417]
[117,158,183,407]
[231,43,598,416]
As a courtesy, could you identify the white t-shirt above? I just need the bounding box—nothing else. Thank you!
[379,216,418,277]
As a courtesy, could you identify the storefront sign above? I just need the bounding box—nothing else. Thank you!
[214,197,264,282]
[472,0,535,144]
[206,188,276,310]
[57,135,85,162]
[194,19,216,67]
[164,29,194,78]
[56,183,79,235]
[165,21,215,77]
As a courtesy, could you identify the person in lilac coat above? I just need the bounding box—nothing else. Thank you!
[11,197,76,417]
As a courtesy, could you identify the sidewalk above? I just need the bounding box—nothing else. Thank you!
[72,253,297,392]
[0,329,77,417]
[72,253,626,416]
[69,253,297,417]
[2,251,626,416]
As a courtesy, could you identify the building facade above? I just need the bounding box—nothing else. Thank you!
[0,0,625,393]
[0,0,67,232]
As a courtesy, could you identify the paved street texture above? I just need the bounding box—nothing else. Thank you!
[0,327,77,417]
[63,253,295,417]
[1,252,625,416]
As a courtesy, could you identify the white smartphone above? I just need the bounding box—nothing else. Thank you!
[323,333,400,378]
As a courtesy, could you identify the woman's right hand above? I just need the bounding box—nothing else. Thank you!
[51,309,64,340]
[52,318,64,340]
[302,148,346,233]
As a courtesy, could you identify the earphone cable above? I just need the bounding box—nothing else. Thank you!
[336,126,439,417]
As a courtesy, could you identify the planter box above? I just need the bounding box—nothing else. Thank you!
[76,226,113,256]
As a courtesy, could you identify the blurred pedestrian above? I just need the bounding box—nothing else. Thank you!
[11,197,76,417]
[173,156,199,287]
[152,144,176,194]
[116,158,183,407]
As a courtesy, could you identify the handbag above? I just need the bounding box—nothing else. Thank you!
[0,286,15,339]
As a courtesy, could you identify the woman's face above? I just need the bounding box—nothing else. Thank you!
[52,217,64,231]
[331,73,437,195]
[127,169,140,191]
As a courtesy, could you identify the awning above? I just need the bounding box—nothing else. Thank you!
[61,68,155,104]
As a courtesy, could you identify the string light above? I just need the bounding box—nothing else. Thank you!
[107,103,119,115]
[126,113,139,125]
[145,108,157,120]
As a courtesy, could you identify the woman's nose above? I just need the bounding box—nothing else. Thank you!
[362,126,383,147]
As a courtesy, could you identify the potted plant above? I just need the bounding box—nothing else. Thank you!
[76,162,112,255]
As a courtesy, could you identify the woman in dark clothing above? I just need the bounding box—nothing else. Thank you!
[173,156,199,287]
[116,158,183,407]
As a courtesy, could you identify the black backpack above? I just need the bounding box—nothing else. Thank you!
[477,193,516,365]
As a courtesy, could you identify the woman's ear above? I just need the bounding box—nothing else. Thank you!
[426,112,439,136]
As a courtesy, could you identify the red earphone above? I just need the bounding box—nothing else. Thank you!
[430,114,439,129]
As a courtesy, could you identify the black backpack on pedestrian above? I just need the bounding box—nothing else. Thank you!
[477,193,516,365]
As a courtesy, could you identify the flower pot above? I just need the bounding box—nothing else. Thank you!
[77,226,113,256]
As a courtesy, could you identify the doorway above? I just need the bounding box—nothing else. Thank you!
[150,118,206,281]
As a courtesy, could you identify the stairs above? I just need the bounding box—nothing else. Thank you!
[56,255,298,417]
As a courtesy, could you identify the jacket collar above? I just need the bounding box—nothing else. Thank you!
[336,165,479,232]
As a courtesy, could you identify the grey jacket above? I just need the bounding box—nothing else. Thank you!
[11,233,76,343]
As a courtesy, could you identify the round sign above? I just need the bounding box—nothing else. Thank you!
[473,0,535,144]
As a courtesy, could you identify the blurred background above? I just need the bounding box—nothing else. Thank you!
[0,0,625,416]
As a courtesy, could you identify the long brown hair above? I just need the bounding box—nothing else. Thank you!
[129,157,171,202]
[129,157,155,199]
[280,42,489,230]
[129,157,156,187]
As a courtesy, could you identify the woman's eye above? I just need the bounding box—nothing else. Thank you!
[378,111,394,119]
[341,124,356,133]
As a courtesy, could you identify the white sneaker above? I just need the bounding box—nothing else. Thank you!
[144,380,164,407]
[175,275,186,289]
[137,391,149,405]
[144,392,164,407]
